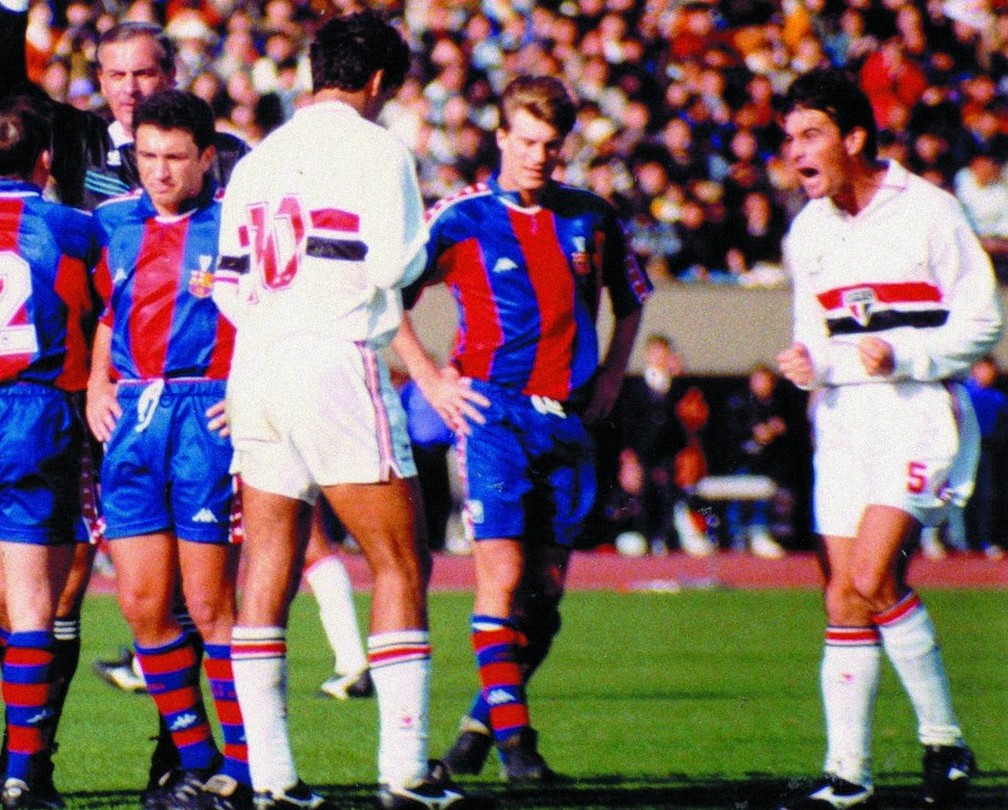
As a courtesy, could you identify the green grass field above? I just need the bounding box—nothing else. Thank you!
[53,589,1007,809]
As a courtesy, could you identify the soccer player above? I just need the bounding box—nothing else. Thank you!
[1,5,249,787]
[392,74,651,780]
[86,90,251,810]
[213,12,472,810]
[775,68,1002,809]
[0,94,99,810]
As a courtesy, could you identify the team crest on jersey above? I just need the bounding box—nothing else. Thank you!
[188,255,215,298]
[571,237,590,275]
[841,287,877,327]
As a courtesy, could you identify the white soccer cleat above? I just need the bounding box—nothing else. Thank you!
[750,529,786,559]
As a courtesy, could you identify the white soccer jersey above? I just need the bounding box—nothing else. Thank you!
[214,100,428,349]
[784,160,1003,388]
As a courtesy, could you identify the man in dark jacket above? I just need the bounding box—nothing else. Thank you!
[0,2,246,209]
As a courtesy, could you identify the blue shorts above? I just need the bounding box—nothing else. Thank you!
[101,379,233,543]
[0,382,87,545]
[458,381,596,547]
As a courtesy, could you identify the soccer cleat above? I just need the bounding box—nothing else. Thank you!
[439,720,494,777]
[318,668,374,700]
[375,781,468,809]
[777,774,877,808]
[140,769,209,810]
[92,647,147,693]
[497,728,558,783]
[749,529,786,559]
[1,778,64,810]
[252,781,333,810]
[922,744,977,807]
[201,774,255,810]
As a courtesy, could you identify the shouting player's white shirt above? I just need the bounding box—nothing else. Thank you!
[785,160,1003,536]
[214,100,427,500]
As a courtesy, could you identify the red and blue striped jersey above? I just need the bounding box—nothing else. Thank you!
[94,184,234,381]
[0,180,98,391]
[409,176,651,403]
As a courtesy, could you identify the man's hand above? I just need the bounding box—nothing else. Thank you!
[206,400,230,438]
[418,366,490,435]
[858,336,895,376]
[583,365,623,424]
[777,342,816,388]
[86,376,121,442]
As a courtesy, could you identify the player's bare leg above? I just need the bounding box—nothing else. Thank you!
[785,506,973,808]
[229,484,315,807]
[0,540,74,807]
[109,533,221,804]
[322,476,450,803]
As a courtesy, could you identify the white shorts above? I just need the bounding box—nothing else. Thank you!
[227,338,416,503]
[811,381,979,538]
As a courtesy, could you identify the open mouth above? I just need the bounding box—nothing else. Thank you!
[798,167,818,178]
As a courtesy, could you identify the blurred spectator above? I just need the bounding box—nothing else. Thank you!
[725,188,787,286]
[954,149,1008,277]
[963,356,1008,558]
[669,195,731,280]
[722,364,794,557]
[611,334,716,556]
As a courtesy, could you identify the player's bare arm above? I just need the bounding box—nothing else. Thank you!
[776,342,816,388]
[391,314,489,434]
[857,335,895,376]
[583,307,642,425]
[85,322,122,442]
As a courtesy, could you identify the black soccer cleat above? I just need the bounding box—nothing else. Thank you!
[375,763,492,810]
[140,768,209,810]
[922,744,977,807]
[92,647,147,694]
[318,668,374,700]
[0,778,63,810]
[439,725,494,777]
[497,728,559,783]
[252,781,334,810]
[777,774,877,808]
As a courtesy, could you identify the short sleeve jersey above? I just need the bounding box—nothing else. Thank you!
[93,184,234,381]
[214,100,427,349]
[408,175,652,403]
[0,179,98,391]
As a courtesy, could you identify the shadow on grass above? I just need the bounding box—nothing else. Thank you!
[65,772,1008,809]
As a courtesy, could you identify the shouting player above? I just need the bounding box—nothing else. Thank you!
[776,69,1002,809]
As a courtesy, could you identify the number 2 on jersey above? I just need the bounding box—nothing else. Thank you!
[0,251,39,364]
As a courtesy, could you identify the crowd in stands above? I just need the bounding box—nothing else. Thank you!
[23,0,1008,284]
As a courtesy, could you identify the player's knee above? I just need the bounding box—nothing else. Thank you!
[823,579,863,624]
[850,568,895,610]
[183,596,235,641]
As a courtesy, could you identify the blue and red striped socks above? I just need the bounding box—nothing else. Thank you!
[3,630,55,781]
[135,632,217,772]
[204,644,250,785]
[471,615,529,742]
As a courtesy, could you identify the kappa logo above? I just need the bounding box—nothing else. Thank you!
[170,712,200,731]
[112,267,128,286]
[492,257,518,274]
[486,688,514,706]
[192,508,219,524]
[841,287,877,327]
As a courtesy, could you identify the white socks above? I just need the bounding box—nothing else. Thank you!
[231,626,298,794]
[304,554,367,676]
[821,627,882,787]
[874,592,963,746]
[368,630,432,790]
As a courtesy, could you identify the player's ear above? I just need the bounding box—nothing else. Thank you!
[844,126,868,158]
[368,69,385,99]
[199,144,216,174]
